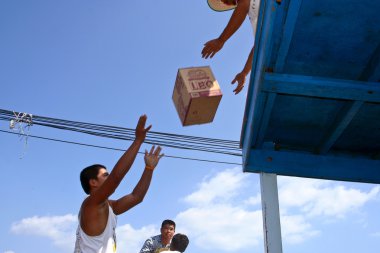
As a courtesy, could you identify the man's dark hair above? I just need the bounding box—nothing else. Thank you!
[80,164,106,194]
[170,233,189,252]
[161,219,176,230]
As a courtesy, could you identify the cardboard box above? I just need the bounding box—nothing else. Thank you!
[172,66,222,126]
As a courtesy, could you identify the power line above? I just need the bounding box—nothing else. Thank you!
[0,109,242,156]
[0,130,242,165]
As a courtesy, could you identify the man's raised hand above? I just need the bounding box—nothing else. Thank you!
[144,145,164,170]
[135,115,152,143]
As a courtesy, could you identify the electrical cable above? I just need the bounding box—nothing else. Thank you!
[0,129,242,165]
[0,109,243,156]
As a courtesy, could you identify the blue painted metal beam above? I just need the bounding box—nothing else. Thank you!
[245,149,380,184]
[263,73,380,102]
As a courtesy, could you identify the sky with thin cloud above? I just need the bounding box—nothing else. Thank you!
[7,168,380,253]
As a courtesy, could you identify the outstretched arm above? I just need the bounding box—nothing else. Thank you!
[111,145,164,215]
[89,115,151,204]
[201,0,250,59]
[232,46,254,94]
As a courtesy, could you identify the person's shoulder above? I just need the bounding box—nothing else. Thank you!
[152,234,161,240]
[145,234,160,243]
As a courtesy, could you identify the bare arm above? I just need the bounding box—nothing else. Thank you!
[80,115,151,236]
[232,46,254,94]
[111,145,164,215]
[219,0,251,44]
[201,0,250,59]
[89,115,151,205]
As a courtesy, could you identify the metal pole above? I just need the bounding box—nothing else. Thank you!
[260,172,283,253]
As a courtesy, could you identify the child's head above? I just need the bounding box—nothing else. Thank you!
[207,0,237,11]
[170,233,189,252]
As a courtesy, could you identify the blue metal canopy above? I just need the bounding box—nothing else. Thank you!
[241,0,380,183]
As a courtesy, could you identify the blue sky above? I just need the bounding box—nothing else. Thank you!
[1,1,379,253]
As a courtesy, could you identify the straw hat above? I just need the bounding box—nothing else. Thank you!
[207,0,237,12]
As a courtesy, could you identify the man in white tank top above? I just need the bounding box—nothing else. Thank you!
[202,0,260,95]
[74,115,164,253]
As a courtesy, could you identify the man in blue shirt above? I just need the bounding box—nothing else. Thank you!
[139,220,176,253]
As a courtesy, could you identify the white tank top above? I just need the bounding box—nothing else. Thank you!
[74,204,117,253]
[248,0,260,37]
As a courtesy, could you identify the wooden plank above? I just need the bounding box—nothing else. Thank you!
[317,101,363,154]
[242,0,280,166]
[245,149,380,183]
[263,73,380,103]
[359,42,380,82]
[256,93,277,148]
[274,0,303,72]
